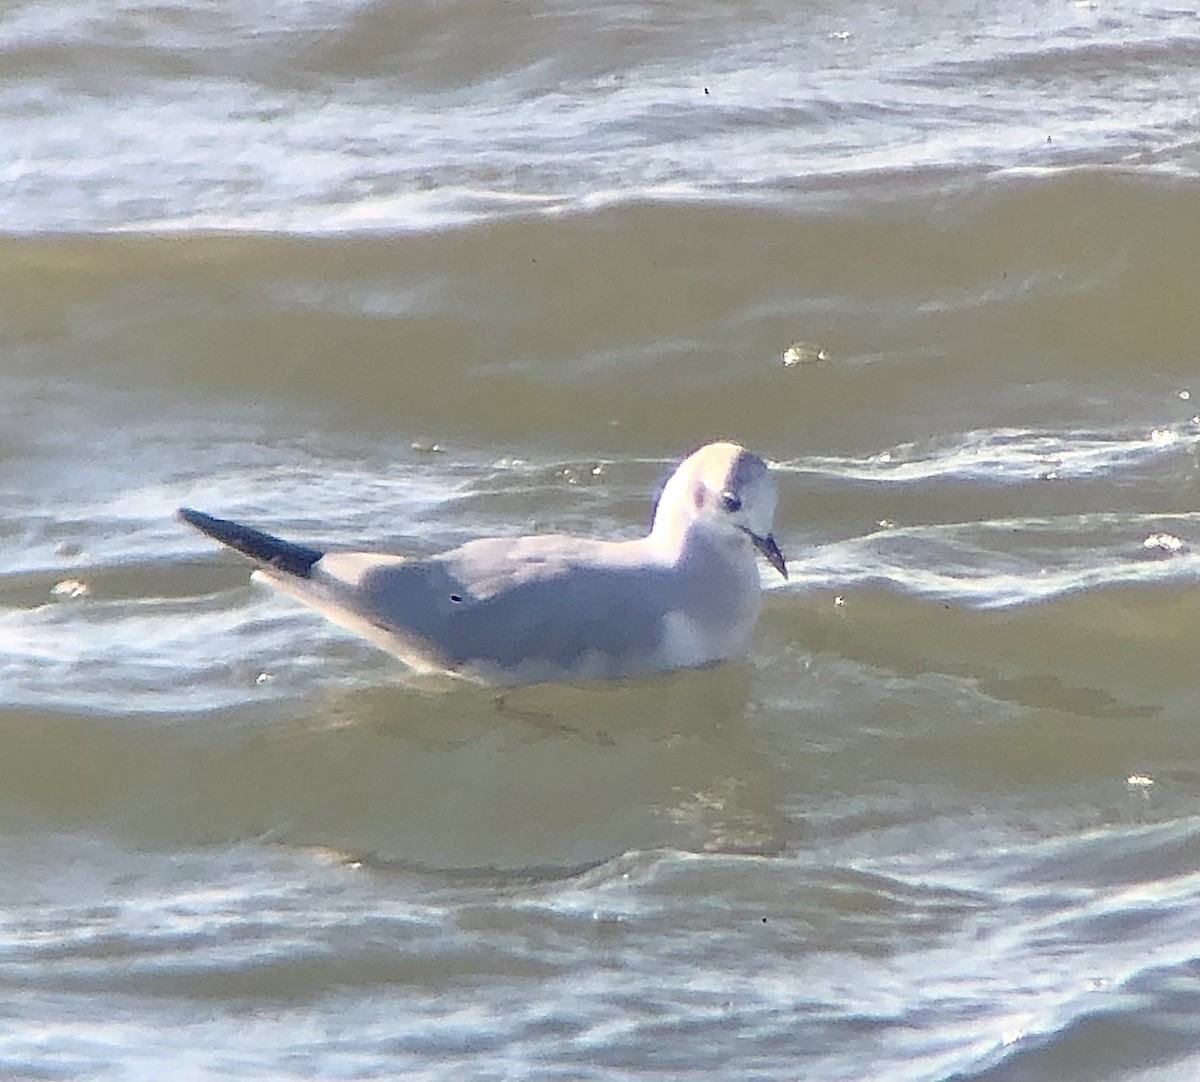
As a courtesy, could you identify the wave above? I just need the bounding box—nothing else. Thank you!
[776,421,1199,486]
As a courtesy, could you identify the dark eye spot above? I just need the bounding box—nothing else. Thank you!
[449,594,463,603]
[722,493,742,513]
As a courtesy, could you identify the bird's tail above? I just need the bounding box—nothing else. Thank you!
[177,508,324,577]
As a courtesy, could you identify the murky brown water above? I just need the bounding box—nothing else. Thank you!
[1,1,1198,1078]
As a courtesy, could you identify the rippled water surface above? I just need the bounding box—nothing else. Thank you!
[2,0,1198,1078]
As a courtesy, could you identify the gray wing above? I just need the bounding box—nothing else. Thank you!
[336,539,677,682]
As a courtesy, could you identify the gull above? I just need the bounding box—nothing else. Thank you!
[178,441,786,686]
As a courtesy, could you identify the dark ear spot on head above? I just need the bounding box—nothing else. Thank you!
[449,594,463,603]
[692,480,707,510]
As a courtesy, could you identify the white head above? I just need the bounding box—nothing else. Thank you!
[651,441,787,578]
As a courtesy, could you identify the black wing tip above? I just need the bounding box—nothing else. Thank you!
[177,506,211,529]
[177,506,324,578]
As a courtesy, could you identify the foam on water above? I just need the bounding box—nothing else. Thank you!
[780,422,1200,485]
[2,822,1197,1080]
[1,1,1198,1078]
[2,0,1198,234]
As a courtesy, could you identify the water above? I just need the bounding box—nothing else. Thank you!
[1,0,1199,1078]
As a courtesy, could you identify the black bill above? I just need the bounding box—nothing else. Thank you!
[750,531,788,579]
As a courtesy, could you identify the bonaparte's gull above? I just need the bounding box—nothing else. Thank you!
[178,441,786,686]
